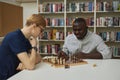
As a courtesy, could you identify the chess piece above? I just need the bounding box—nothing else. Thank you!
[54,58,58,64]
[64,60,70,69]
[65,64,70,69]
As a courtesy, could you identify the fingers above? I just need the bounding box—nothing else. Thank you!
[29,36,37,47]
[57,51,69,61]
[16,63,26,70]
[58,51,64,58]
[72,52,84,59]
[16,63,23,70]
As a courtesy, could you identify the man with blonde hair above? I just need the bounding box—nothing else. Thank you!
[0,14,46,80]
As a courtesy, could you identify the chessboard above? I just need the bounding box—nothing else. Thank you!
[42,56,88,68]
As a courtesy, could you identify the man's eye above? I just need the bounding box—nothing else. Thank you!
[73,29,81,31]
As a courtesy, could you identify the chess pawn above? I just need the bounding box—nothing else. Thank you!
[54,58,58,64]
[64,61,70,69]
[65,64,70,69]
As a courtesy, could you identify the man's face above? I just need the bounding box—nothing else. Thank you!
[32,24,45,38]
[73,24,87,40]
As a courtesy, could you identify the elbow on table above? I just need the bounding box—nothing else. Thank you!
[26,64,36,70]
[27,66,35,70]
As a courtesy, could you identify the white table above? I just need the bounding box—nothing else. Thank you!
[8,59,120,80]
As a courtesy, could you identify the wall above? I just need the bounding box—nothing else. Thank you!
[0,0,37,26]
[0,2,23,36]
[21,2,37,26]
[0,0,20,5]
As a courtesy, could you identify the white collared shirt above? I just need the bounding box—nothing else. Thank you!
[62,30,111,59]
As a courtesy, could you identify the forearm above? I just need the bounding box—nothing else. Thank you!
[73,51,103,59]
[35,53,42,64]
[29,48,37,66]
[83,52,103,59]
[16,63,26,70]
[29,36,38,66]
[17,52,39,71]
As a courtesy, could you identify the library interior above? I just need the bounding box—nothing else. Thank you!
[0,0,120,80]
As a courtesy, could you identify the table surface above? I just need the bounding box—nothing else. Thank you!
[8,59,120,80]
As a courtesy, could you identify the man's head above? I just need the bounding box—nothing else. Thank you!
[72,18,88,40]
[25,14,46,28]
[25,14,46,38]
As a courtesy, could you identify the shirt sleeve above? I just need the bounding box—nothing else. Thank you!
[62,40,69,54]
[8,36,31,55]
[62,35,70,54]
[97,41,112,59]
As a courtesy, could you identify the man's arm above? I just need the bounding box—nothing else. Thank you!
[16,53,42,71]
[58,50,69,61]
[16,37,38,70]
[73,41,111,59]
[72,51,103,59]
[17,49,37,70]
[35,53,42,64]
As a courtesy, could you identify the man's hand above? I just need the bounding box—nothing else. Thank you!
[72,52,85,59]
[16,63,26,70]
[57,51,69,61]
[29,36,37,47]
[35,53,42,64]
[72,51,103,59]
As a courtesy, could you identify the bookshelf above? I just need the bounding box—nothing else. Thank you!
[37,0,120,58]
[37,0,65,56]
[95,0,120,58]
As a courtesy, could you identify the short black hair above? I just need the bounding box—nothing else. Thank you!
[72,18,87,27]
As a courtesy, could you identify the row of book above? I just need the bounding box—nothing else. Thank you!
[66,2,94,12]
[110,46,120,57]
[96,1,120,11]
[39,29,64,40]
[67,1,120,12]
[45,18,64,27]
[38,3,64,12]
[45,17,94,27]
[96,17,120,27]
[38,30,120,41]
[41,30,120,40]
[38,1,120,12]
[39,44,61,54]
[38,45,120,57]
[98,32,120,41]
[45,17,120,27]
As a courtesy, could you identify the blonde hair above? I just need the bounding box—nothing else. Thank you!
[25,14,46,28]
